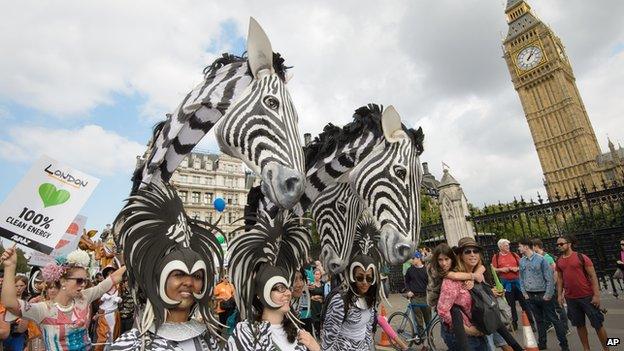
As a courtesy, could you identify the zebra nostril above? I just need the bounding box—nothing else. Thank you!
[284,176,300,193]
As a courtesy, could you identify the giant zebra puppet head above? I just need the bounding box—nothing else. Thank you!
[115,182,223,338]
[349,105,424,265]
[216,18,305,210]
[303,104,424,265]
[227,209,310,323]
[136,18,305,210]
[311,182,363,275]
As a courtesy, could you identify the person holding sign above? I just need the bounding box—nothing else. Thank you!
[0,247,125,351]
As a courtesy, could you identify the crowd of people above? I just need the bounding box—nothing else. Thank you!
[401,235,613,351]
[0,223,617,351]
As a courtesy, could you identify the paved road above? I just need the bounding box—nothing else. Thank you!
[376,291,623,350]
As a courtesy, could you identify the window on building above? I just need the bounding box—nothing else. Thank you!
[179,191,188,203]
[180,175,188,183]
[181,157,189,168]
[191,212,199,219]
[228,212,233,224]
[193,158,200,169]
[192,176,200,184]
[192,192,200,203]
[206,176,214,185]
[207,192,213,204]
[233,195,238,205]
[225,177,233,187]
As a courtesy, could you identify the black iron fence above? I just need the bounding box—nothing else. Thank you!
[391,179,624,295]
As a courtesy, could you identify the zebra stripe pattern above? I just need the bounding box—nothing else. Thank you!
[350,128,422,264]
[216,73,304,174]
[227,211,310,321]
[142,60,251,185]
[310,182,362,275]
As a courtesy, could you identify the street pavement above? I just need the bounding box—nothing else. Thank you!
[376,291,623,350]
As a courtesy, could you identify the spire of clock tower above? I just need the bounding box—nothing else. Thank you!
[501,0,604,199]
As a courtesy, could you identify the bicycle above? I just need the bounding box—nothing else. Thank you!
[382,295,441,351]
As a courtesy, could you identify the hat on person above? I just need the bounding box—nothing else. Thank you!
[412,251,422,259]
[457,237,482,250]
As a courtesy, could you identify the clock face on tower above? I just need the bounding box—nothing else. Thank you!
[516,45,543,70]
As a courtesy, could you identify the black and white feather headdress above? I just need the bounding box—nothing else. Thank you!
[228,210,310,321]
[115,182,224,335]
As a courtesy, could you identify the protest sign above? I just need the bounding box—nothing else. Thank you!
[0,155,99,254]
[28,214,87,266]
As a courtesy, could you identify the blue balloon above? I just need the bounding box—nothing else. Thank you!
[213,198,226,212]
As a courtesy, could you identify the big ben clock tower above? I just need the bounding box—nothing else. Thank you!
[502,0,603,199]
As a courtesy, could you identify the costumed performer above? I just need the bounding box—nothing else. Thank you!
[110,182,224,351]
[320,214,381,351]
[0,248,125,351]
[227,210,319,351]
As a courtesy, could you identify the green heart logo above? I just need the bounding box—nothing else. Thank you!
[38,183,71,208]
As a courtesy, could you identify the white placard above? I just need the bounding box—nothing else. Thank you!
[28,215,87,266]
[0,155,99,254]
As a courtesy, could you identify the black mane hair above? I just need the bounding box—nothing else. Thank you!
[203,52,292,83]
[304,104,425,171]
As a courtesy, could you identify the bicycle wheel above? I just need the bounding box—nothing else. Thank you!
[387,311,416,348]
[426,316,441,351]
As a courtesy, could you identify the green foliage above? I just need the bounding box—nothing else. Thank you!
[420,195,441,226]
[0,245,30,273]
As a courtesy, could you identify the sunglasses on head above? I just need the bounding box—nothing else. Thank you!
[271,283,289,293]
[556,242,568,246]
[462,248,480,255]
[355,275,374,284]
[66,277,87,285]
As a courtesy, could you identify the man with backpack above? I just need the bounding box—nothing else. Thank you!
[519,238,570,351]
[492,238,534,330]
[556,234,610,351]
[532,238,569,334]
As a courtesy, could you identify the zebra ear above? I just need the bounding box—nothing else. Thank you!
[381,105,404,143]
[247,17,274,79]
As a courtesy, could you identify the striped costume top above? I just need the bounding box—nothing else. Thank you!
[227,320,307,351]
[110,320,220,351]
[320,293,376,351]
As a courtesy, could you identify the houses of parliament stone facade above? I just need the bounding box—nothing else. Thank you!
[502,0,623,199]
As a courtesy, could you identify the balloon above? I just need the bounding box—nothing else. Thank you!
[213,198,226,212]
[216,234,225,244]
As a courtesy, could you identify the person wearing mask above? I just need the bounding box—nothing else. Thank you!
[518,239,569,351]
[405,251,430,332]
[227,209,319,351]
[556,235,610,351]
[492,238,533,330]
[321,230,380,351]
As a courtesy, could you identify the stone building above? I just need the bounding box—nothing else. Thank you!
[502,0,623,199]
[169,151,260,236]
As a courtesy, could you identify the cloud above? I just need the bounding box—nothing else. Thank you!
[0,125,144,177]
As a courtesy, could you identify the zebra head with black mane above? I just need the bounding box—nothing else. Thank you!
[135,18,304,211]
[349,105,424,265]
[216,18,305,210]
[311,182,363,275]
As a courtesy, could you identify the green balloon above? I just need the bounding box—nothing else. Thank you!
[216,234,225,244]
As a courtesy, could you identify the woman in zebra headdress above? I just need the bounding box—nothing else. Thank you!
[110,182,223,351]
[226,210,319,351]
[320,213,381,351]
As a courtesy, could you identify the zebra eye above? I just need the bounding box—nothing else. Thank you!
[336,201,347,213]
[393,165,407,181]
[263,96,280,110]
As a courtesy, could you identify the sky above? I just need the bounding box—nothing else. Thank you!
[0,0,623,234]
